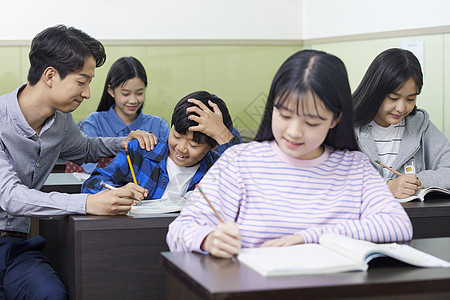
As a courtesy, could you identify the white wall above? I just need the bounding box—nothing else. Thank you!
[1,0,302,40]
[303,0,450,40]
[2,1,448,41]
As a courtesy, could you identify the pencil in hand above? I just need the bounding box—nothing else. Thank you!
[196,184,224,223]
[100,181,142,205]
[125,148,138,185]
[374,160,403,176]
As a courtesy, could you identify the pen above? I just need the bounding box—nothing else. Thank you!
[374,160,403,176]
[125,148,138,185]
[196,184,224,223]
[374,160,423,190]
[100,181,142,205]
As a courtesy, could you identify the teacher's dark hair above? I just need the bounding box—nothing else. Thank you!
[27,24,106,85]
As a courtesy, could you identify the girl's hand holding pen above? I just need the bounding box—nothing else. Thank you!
[374,159,422,199]
[197,184,241,258]
[387,174,422,199]
[201,222,241,258]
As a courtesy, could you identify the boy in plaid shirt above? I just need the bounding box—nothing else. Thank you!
[82,91,241,199]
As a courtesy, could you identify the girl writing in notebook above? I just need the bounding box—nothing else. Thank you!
[353,48,450,199]
[166,49,413,258]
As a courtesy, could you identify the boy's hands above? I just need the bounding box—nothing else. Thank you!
[186,99,233,145]
[260,234,305,247]
[122,182,149,202]
[387,174,422,199]
[86,188,137,215]
[201,221,241,258]
[121,130,158,151]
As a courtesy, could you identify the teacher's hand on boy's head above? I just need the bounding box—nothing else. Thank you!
[186,98,233,145]
[122,182,148,200]
[121,130,158,151]
[260,234,305,248]
[387,174,421,199]
[85,189,135,215]
[201,221,241,258]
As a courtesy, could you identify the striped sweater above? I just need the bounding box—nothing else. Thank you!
[166,141,413,253]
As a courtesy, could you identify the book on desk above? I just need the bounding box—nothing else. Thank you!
[398,186,450,203]
[237,233,450,277]
[128,191,193,215]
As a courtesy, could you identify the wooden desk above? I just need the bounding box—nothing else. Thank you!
[41,173,84,194]
[40,214,178,300]
[162,237,450,300]
[37,178,449,299]
[402,196,450,238]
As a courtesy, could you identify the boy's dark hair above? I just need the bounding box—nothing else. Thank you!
[254,49,358,151]
[353,48,423,126]
[97,56,148,112]
[27,24,106,85]
[171,91,233,148]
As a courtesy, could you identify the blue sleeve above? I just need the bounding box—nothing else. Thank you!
[159,119,170,140]
[81,141,138,194]
[215,128,242,154]
[81,113,104,172]
[231,127,243,142]
[83,113,101,137]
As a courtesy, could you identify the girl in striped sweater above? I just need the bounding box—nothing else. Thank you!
[167,49,413,258]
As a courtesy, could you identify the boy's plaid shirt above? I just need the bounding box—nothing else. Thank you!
[81,135,240,199]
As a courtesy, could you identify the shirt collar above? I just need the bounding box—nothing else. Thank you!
[8,84,55,138]
[107,105,144,135]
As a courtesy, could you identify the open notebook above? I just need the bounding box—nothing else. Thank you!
[237,233,450,277]
[398,186,450,203]
[128,191,193,215]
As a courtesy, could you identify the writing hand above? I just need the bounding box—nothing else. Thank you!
[122,182,148,203]
[387,174,421,199]
[201,221,241,258]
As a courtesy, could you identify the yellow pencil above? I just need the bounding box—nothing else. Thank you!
[196,184,224,223]
[125,148,138,185]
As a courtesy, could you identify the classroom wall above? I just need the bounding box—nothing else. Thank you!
[1,0,303,41]
[305,30,450,138]
[302,0,450,39]
[1,1,448,140]
[0,44,300,141]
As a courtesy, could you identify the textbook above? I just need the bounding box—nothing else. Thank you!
[128,191,193,215]
[398,186,450,203]
[128,198,184,214]
[237,233,450,277]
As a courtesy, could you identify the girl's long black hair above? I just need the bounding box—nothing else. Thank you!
[254,49,358,151]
